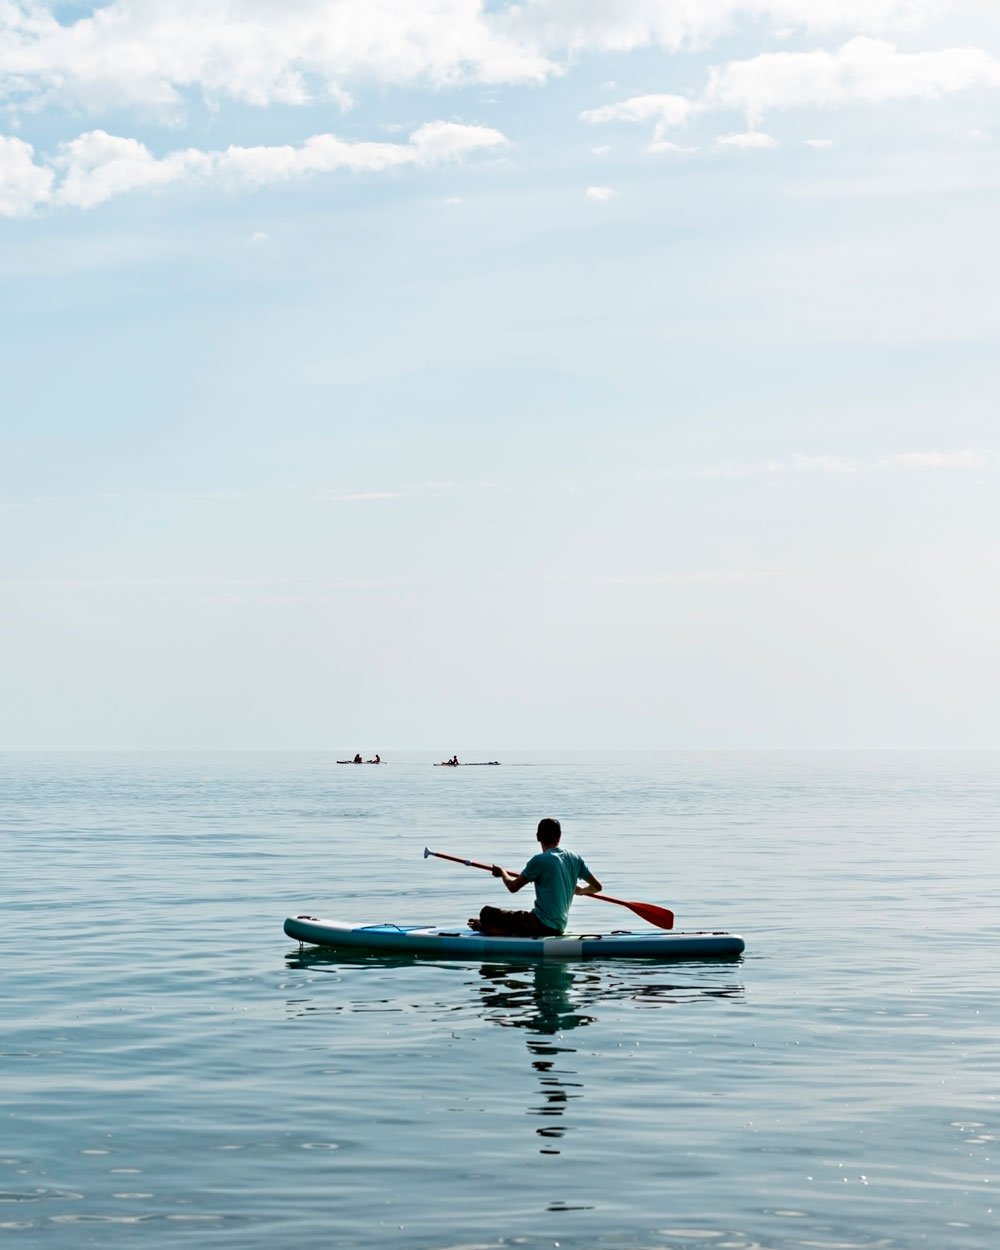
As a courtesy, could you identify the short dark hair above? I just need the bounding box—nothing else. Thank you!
[536,817,561,844]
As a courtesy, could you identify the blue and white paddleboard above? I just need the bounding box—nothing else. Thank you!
[284,915,745,960]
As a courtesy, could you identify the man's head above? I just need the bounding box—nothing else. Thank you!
[536,817,562,847]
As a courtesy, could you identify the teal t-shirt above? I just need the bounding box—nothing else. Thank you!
[520,847,591,933]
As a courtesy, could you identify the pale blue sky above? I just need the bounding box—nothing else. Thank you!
[2,1,998,749]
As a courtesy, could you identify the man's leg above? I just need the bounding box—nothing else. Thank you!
[473,906,552,937]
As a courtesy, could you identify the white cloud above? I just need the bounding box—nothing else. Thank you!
[581,35,1000,147]
[704,37,1000,124]
[0,134,52,216]
[409,119,508,163]
[714,130,779,149]
[0,0,555,117]
[804,137,834,148]
[0,3,947,120]
[582,92,697,152]
[214,121,506,186]
[4,8,993,209]
[503,1,934,57]
[585,184,616,200]
[249,230,268,244]
[581,92,694,128]
[0,120,508,215]
[54,130,211,208]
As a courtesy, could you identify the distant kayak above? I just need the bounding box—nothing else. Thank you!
[336,760,383,765]
[434,761,500,767]
[284,916,744,961]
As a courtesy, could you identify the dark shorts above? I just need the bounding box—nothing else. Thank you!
[478,906,561,938]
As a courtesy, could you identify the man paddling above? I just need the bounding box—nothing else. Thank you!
[469,817,602,937]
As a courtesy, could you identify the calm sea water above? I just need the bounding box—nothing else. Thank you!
[2,751,998,1250]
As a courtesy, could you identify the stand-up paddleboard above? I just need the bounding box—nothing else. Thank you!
[433,761,500,767]
[284,915,744,960]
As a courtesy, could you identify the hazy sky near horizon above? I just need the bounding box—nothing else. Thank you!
[2,1,999,750]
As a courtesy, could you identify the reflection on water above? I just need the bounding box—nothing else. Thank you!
[477,962,593,1154]
[286,949,744,1157]
[476,961,596,1034]
[474,961,745,1154]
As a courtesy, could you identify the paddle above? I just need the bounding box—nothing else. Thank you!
[423,846,674,931]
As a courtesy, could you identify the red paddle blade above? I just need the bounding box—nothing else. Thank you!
[593,893,674,930]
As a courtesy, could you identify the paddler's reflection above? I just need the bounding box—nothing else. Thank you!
[477,961,596,1154]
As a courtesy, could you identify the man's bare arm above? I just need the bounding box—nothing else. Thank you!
[492,865,528,893]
